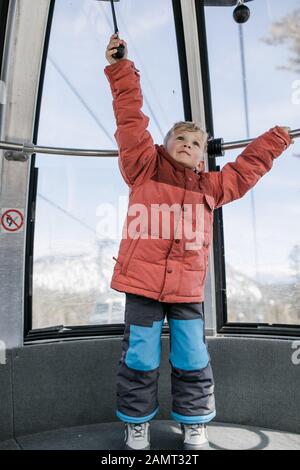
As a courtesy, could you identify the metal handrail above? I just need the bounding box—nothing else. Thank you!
[1,142,118,159]
[223,128,300,151]
[207,128,300,157]
[1,128,299,160]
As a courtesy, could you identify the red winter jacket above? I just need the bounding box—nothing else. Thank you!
[104,59,291,303]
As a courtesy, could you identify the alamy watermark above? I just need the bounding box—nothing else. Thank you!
[0,340,6,365]
[292,80,300,105]
[95,197,208,250]
[291,341,300,365]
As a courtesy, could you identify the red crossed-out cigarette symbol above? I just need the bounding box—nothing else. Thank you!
[1,209,24,232]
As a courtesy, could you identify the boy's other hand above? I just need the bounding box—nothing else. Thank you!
[279,126,294,144]
[105,34,128,65]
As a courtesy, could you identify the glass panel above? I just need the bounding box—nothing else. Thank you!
[33,0,184,328]
[205,0,300,324]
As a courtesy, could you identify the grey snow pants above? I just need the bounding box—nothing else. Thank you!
[116,293,216,425]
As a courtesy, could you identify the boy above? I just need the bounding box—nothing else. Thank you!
[104,34,292,450]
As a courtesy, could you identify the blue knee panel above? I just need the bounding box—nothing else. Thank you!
[169,318,209,370]
[125,320,163,371]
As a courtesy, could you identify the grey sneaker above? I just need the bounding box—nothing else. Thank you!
[124,422,150,450]
[181,423,209,450]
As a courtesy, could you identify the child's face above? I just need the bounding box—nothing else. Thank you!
[166,129,206,172]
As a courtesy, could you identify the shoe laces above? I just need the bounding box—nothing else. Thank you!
[129,423,146,439]
[187,423,205,437]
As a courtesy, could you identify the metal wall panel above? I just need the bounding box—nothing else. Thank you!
[0,0,51,348]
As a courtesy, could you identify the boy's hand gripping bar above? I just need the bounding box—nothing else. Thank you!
[98,0,125,59]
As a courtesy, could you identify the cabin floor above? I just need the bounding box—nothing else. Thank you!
[1,421,300,451]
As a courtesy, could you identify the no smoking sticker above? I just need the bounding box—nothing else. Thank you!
[0,209,24,233]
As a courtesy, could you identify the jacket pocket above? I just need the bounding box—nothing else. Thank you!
[120,236,140,276]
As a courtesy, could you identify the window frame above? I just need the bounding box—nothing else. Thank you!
[198,0,300,338]
[0,0,9,74]
[24,0,194,342]
[25,0,300,343]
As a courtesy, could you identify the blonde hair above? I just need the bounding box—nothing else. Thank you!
[163,121,209,149]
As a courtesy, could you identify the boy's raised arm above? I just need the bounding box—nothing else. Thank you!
[104,35,157,188]
[209,126,293,209]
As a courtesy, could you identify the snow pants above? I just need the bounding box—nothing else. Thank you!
[116,293,216,424]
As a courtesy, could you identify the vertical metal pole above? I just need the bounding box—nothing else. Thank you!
[110,0,119,34]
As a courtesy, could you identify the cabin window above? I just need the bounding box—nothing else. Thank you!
[32,0,184,329]
[205,0,300,326]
